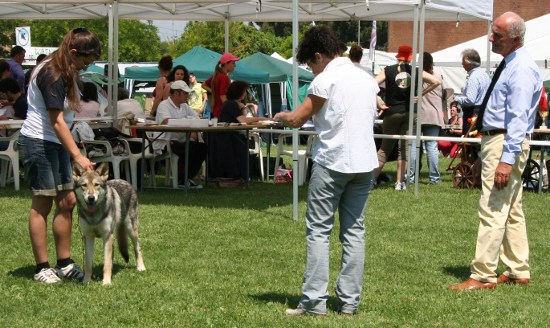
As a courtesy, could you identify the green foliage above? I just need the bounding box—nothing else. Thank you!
[175,21,226,55]
[0,19,161,62]
[1,156,550,327]
[0,20,24,58]
[174,21,298,59]
[259,21,388,51]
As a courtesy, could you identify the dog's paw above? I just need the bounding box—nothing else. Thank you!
[137,265,146,272]
[101,280,112,286]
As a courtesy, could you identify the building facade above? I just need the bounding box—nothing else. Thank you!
[387,0,547,53]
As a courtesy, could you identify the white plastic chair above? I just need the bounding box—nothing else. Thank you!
[149,136,180,189]
[80,139,132,183]
[249,132,264,181]
[273,132,307,186]
[125,138,156,189]
[0,130,20,191]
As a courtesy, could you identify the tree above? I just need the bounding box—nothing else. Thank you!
[258,21,388,51]
[173,21,286,58]
[0,19,161,62]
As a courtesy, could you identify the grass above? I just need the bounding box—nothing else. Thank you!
[1,156,549,327]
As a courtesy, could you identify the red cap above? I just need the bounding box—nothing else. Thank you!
[219,52,240,65]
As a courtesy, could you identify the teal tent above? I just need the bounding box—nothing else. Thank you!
[240,52,313,83]
[81,64,124,85]
[125,46,269,84]
[240,52,313,111]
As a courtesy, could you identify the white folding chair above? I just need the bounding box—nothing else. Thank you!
[273,132,307,186]
[125,138,157,189]
[80,139,132,183]
[249,132,264,181]
[0,130,21,191]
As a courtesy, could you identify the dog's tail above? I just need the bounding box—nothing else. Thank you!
[117,227,130,263]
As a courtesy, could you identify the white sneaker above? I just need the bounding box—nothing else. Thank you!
[55,263,84,281]
[187,179,203,189]
[285,307,326,316]
[34,268,62,284]
[394,182,407,191]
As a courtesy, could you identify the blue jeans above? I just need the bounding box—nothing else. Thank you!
[18,135,73,196]
[409,124,441,183]
[299,163,372,314]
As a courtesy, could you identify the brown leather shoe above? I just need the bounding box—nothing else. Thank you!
[497,274,530,285]
[448,278,496,290]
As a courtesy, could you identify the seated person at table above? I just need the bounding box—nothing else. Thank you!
[0,77,27,120]
[155,80,207,188]
[0,77,28,150]
[116,87,147,135]
[75,81,100,118]
[438,101,463,157]
[210,80,267,182]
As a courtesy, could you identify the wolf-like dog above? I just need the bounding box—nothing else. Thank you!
[73,162,145,285]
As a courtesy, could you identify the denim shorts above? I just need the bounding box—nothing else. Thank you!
[18,135,73,196]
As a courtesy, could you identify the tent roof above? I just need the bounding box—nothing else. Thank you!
[1,1,492,21]
[240,52,314,83]
[125,46,269,83]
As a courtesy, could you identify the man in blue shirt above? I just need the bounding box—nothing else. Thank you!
[7,46,26,95]
[455,48,490,134]
[449,12,542,291]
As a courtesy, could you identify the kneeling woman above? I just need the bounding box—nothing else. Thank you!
[209,81,267,182]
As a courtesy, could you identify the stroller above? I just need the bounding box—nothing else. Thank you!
[446,117,481,189]
[447,115,544,190]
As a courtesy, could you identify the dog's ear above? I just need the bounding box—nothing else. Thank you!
[96,162,110,181]
[72,162,85,180]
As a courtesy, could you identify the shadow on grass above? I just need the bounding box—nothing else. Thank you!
[249,292,342,313]
[442,265,470,279]
[8,263,124,282]
[137,180,310,211]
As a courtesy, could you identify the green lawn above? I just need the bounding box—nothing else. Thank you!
[1,157,549,327]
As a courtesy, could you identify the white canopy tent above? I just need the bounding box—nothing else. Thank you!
[2,0,493,219]
[1,1,491,22]
[432,13,550,68]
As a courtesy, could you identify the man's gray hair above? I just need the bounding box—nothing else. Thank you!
[504,12,526,45]
[461,48,481,67]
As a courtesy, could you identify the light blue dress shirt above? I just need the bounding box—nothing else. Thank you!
[482,47,542,165]
[455,67,491,107]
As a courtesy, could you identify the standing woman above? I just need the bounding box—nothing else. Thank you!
[203,52,239,118]
[18,28,101,284]
[162,65,190,101]
[408,52,446,185]
[372,45,440,190]
[150,55,172,117]
[274,26,380,316]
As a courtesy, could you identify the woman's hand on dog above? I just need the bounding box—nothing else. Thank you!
[74,154,96,171]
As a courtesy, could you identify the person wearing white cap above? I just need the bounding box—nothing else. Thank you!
[155,80,207,188]
[203,52,240,118]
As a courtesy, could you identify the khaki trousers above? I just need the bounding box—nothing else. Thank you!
[470,134,530,283]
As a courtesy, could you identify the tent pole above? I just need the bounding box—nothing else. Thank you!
[413,1,426,195]
[107,3,114,123]
[407,4,420,193]
[225,16,230,52]
[112,0,119,122]
[292,0,299,221]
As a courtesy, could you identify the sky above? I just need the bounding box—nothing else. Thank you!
[151,20,187,42]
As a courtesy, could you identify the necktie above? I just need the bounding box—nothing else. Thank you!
[475,60,506,132]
